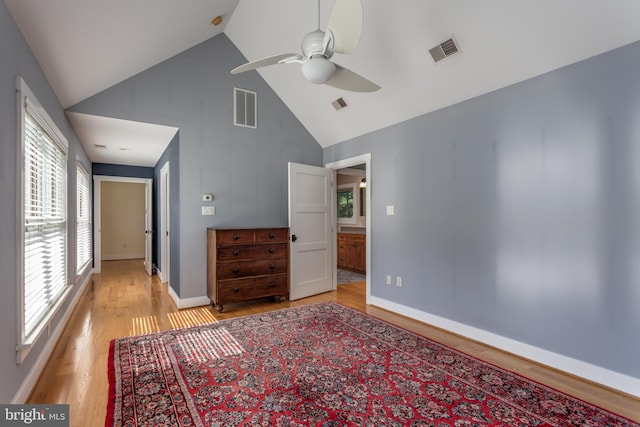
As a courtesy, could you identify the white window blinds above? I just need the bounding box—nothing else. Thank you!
[76,164,92,273]
[17,77,70,360]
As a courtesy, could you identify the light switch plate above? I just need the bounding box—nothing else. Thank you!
[386,205,395,216]
[201,206,215,215]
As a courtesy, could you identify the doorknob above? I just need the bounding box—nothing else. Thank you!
[291,234,297,242]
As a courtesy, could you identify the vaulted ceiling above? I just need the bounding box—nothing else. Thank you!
[5,0,640,166]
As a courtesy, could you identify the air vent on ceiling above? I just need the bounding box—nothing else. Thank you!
[94,144,107,149]
[429,36,460,63]
[331,97,348,111]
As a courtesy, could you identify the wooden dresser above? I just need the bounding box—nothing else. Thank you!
[337,233,366,274]
[207,227,289,312]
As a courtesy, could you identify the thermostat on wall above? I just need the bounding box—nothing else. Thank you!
[202,194,213,202]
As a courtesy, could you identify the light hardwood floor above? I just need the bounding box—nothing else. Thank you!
[28,259,640,425]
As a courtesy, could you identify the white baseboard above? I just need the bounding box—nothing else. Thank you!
[370,296,640,398]
[167,286,210,309]
[13,270,94,403]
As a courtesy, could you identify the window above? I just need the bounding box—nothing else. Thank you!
[337,189,354,219]
[234,87,257,128]
[76,163,92,274]
[16,77,70,362]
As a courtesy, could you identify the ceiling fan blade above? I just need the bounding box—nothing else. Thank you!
[326,0,363,54]
[231,53,301,74]
[325,63,380,92]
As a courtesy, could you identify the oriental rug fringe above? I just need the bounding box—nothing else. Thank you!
[106,302,638,426]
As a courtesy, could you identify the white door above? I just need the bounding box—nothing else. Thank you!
[144,181,153,276]
[288,162,334,300]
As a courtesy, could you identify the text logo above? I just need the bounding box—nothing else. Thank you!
[0,405,68,426]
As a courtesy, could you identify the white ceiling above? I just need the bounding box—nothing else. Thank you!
[6,0,640,166]
[66,112,179,167]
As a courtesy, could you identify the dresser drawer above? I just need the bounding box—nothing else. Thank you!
[217,274,288,302]
[216,229,255,245]
[217,243,287,261]
[255,228,288,243]
[217,258,288,279]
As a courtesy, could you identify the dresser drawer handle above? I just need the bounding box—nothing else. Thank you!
[233,250,240,256]
[268,248,275,253]
[233,268,240,273]
[269,233,275,239]
[233,234,239,240]
[269,282,276,288]
[233,288,239,293]
[269,264,275,270]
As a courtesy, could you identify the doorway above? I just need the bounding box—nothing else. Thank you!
[93,176,153,275]
[287,154,371,305]
[326,153,371,305]
[335,165,366,273]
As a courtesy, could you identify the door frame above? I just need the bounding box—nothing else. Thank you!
[93,175,153,274]
[325,153,371,305]
[159,162,170,284]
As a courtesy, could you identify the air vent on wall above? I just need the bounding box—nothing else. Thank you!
[234,87,257,128]
[429,36,460,63]
[331,97,348,111]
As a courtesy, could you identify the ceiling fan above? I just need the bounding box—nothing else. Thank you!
[231,0,380,93]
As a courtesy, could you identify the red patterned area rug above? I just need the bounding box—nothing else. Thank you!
[107,302,637,426]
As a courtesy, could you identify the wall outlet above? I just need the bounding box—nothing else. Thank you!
[396,276,402,287]
[386,275,392,285]
[386,205,395,216]
[201,206,215,216]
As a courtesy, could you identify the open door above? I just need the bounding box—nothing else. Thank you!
[144,181,153,276]
[288,162,334,300]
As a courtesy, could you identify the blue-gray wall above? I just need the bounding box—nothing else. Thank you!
[325,41,640,379]
[93,163,154,179]
[69,34,323,300]
[0,2,91,402]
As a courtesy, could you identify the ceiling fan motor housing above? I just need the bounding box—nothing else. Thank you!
[302,30,333,59]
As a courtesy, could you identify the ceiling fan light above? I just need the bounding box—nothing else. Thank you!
[301,57,336,84]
